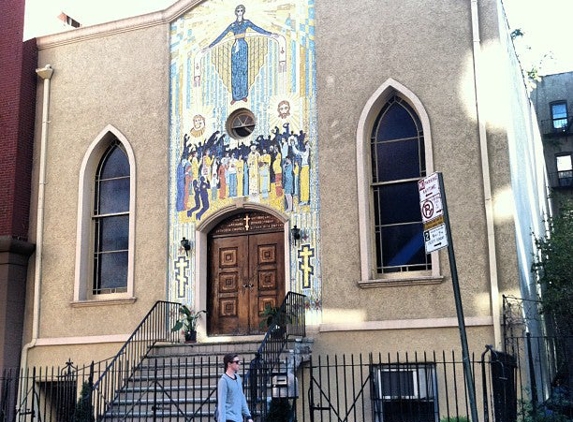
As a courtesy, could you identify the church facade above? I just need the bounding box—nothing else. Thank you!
[15,0,549,370]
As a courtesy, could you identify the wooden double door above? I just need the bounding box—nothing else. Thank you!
[207,212,285,336]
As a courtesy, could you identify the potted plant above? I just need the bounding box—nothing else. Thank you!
[171,306,205,342]
[259,304,291,338]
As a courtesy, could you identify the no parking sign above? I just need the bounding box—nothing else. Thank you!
[418,173,448,253]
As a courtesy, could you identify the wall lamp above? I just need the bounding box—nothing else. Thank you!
[291,225,301,245]
[181,237,192,254]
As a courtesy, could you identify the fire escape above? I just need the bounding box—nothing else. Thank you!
[541,114,573,189]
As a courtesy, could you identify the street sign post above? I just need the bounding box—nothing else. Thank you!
[418,172,479,422]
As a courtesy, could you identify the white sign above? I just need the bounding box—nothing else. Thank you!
[418,172,440,201]
[419,173,444,224]
[420,193,443,224]
[423,223,448,253]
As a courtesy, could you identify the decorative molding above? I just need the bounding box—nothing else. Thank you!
[319,316,493,333]
[70,297,137,307]
[357,276,444,288]
[35,334,131,346]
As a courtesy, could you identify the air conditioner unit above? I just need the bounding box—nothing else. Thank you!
[376,365,435,400]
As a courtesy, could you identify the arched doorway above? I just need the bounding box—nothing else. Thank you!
[207,211,285,336]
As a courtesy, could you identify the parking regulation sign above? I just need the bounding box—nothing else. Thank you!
[419,173,448,253]
[423,224,448,253]
[420,194,443,224]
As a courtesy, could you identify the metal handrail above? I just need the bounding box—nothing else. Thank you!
[547,170,573,189]
[85,294,305,420]
[248,292,306,420]
[91,300,181,419]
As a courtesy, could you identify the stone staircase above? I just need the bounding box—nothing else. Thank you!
[99,339,312,421]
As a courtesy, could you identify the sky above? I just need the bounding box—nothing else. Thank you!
[503,0,573,75]
[23,0,173,39]
[24,0,573,75]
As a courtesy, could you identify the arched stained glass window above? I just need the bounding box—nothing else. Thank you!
[370,95,429,273]
[93,141,130,294]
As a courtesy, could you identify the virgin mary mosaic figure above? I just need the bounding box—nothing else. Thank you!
[206,4,278,104]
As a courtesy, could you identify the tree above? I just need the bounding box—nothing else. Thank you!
[532,198,573,338]
[510,27,553,91]
[72,381,95,422]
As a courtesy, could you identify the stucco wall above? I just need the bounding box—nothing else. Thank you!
[27,22,171,366]
[22,0,548,368]
[314,0,515,328]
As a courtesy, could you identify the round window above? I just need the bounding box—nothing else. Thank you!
[227,109,256,139]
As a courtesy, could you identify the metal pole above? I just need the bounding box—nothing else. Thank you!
[438,172,479,422]
[481,346,492,422]
[526,332,538,405]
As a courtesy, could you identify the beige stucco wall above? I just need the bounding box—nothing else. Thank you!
[313,326,495,357]
[26,20,171,367]
[314,0,517,351]
[23,0,537,369]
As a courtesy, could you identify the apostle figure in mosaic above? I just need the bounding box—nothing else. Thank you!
[247,145,260,198]
[293,139,311,205]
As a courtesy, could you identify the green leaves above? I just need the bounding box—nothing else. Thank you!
[532,198,573,335]
[171,306,206,332]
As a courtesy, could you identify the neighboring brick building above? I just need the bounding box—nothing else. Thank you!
[531,71,573,205]
[0,0,37,371]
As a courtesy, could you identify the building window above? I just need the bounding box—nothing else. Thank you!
[551,101,568,131]
[556,154,573,187]
[74,126,136,303]
[372,363,438,422]
[93,141,130,294]
[357,79,440,285]
[371,95,429,274]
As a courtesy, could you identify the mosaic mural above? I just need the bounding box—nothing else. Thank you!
[168,0,321,323]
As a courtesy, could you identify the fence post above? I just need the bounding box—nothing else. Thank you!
[526,332,538,405]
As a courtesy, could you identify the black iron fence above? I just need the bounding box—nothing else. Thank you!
[4,346,568,422]
[295,349,522,422]
[252,292,306,407]
[1,359,107,422]
[90,300,182,419]
[503,295,573,420]
[2,293,572,421]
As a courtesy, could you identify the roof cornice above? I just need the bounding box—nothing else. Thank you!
[37,0,204,50]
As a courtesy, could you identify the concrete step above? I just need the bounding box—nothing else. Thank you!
[99,338,313,421]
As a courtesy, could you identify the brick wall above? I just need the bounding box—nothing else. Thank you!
[0,0,38,240]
